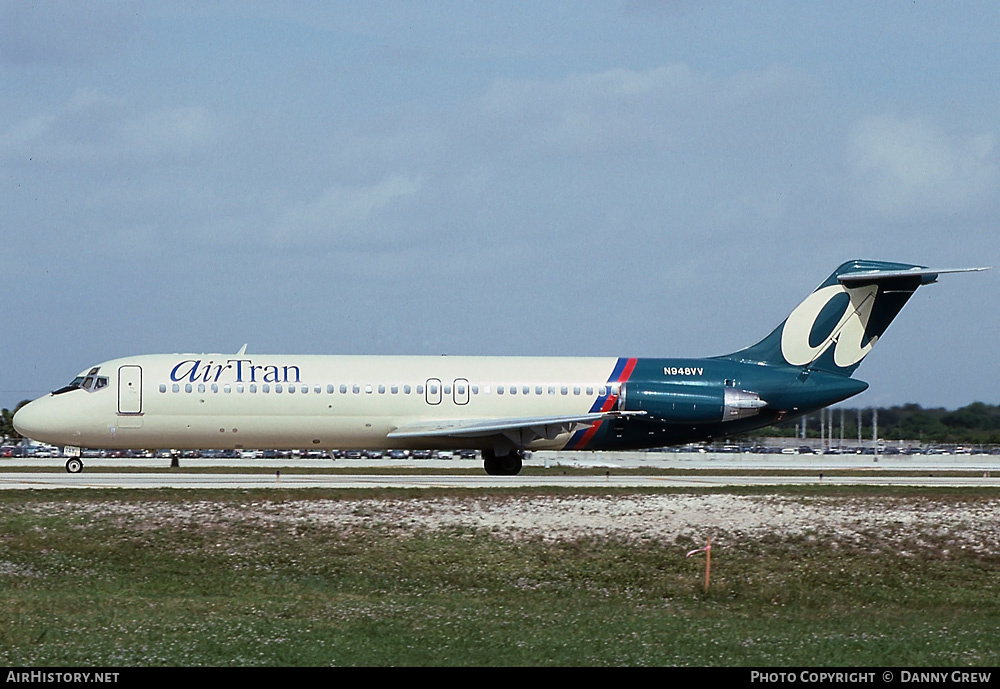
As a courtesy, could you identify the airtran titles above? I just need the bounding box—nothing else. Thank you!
[170,359,302,385]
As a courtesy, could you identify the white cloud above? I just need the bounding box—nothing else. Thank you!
[0,113,54,154]
[476,64,805,155]
[122,107,214,160]
[847,114,998,219]
[0,91,214,164]
[478,65,706,154]
[273,174,423,248]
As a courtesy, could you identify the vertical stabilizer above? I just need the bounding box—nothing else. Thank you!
[718,260,988,377]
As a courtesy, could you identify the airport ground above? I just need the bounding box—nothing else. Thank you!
[3,450,1000,665]
[3,449,1000,489]
[2,479,999,665]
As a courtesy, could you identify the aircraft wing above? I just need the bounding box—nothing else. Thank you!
[388,411,641,447]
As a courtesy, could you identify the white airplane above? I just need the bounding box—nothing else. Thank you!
[13,260,987,475]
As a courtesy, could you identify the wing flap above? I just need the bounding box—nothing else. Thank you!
[388,411,643,446]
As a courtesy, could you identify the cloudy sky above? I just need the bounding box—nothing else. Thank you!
[2,1,998,412]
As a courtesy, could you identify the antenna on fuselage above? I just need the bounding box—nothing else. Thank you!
[236,344,248,356]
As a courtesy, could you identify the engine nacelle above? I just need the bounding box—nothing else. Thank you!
[621,382,765,423]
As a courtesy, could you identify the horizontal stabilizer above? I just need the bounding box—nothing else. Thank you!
[838,266,990,285]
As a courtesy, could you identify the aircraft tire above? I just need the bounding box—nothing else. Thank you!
[65,458,83,474]
[502,453,523,475]
[483,451,523,476]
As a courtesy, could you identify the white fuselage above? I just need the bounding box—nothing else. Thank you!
[14,353,625,452]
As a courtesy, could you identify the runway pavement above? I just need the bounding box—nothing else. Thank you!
[2,472,1000,490]
[2,451,999,490]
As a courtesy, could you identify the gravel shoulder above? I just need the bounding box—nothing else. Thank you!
[34,492,1000,555]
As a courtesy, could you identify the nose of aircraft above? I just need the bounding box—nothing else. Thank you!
[12,398,53,443]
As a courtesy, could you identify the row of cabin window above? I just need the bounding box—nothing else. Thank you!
[158,382,619,396]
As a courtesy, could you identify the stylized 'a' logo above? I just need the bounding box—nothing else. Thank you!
[780,284,879,369]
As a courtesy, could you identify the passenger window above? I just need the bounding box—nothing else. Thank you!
[159,384,167,393]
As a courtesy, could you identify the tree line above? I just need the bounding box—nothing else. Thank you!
[764,402,1000,445]
[0,401,29,442]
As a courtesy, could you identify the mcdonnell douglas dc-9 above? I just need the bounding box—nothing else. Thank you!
[14,260,987,475]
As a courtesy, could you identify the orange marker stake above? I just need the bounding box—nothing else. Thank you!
[686,536,713,593]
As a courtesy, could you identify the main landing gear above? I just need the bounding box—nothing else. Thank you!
[482,449,524,476]
[65,458,83,474]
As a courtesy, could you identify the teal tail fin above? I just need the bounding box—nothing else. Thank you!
[718,260,988,377]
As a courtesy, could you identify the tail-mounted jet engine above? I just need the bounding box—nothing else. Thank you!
[620,382,766,423]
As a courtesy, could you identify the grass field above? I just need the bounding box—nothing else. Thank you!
[1,487,998,666]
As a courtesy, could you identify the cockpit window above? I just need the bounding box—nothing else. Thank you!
[52,368,107,395]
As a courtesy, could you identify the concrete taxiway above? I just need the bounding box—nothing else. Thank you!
[1,451,999,490]
[2,472,1000,490]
